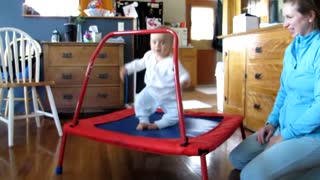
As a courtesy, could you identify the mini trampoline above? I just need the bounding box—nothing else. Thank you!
[55,29,245,180]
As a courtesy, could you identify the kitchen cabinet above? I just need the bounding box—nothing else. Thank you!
[223,36,246,115]
[179,47,197,89]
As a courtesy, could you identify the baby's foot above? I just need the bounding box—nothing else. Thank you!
[148,123,159,130]
[136,123,149,130]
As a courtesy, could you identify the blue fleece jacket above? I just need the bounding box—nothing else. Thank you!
[267,30,320,140]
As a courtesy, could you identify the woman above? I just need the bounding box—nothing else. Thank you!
[229,0,320,179]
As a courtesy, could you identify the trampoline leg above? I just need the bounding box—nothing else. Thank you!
[55,132,68,174]
[200,154,208,180]
[240,123,246,140]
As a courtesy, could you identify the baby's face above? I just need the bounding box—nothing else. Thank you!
[150,33,172,59]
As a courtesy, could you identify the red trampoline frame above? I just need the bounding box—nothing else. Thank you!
[55,28,245,180]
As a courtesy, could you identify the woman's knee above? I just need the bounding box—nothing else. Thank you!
[229,146,246,170]
[240,163,271,180]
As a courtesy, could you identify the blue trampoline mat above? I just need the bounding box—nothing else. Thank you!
[95,112,223,138]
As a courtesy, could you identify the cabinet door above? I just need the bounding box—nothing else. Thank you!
[179,48,197,88]
[223,37,246,115]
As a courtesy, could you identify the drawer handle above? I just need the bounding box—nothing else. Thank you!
[97,93,108,98]
[254,73,263,79]
[62,73,73,79]
[255,47,262,53]
[224,96,227,101]
[62,52,73,58]
[63,94,73,100]
[98,73,109,79]
[98,53,108,59]
[253,103,261,110]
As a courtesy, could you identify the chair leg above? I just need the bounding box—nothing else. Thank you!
[0,88,4,115]
[8,88,15,147]
[23,86,30,122]
[36,90,45,111]
[31,87,40,127]
[4,96,8,118]
[45,85,62,136]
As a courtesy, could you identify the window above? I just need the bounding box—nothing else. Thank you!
[186,0,216,44]
[24,0,79,16]
[191,7,214,40]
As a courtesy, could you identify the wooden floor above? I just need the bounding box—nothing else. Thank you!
[0,88,248,180]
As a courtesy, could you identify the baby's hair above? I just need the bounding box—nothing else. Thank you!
[152,26,173,39]
[150,27,174,46]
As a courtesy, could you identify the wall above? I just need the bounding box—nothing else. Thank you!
[0,0,134,63]
[0,0,192,60]
[0,0,136,111]
[162,0,186,23]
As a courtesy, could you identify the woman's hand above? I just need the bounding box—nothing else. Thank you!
[181,80,191,88]
[265,135,283,149]
[256,123,276,145]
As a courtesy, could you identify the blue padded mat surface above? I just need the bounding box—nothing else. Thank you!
[95,112,223,138]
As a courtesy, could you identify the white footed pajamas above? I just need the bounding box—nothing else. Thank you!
[125,50,190,129]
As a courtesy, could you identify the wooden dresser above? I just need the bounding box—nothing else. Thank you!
[221,25,293,131]
[179,47,197,89]
[43,42,125,113]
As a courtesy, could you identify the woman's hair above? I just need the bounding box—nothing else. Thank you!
[284,0,320,29]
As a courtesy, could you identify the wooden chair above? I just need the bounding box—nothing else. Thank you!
[2,37,45,119]
[0,27,62,147]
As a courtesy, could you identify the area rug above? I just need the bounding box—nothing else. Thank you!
[195,85,217,95]
[182,100,212,109]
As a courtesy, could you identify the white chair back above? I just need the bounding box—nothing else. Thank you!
[0,27,41,84]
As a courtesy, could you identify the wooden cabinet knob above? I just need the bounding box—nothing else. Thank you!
[63,94,73,100]
[97,93,108,98]
[254,73,263,79]
[255,47,262,53]
[98,73,109,79]
[62,73,73,79]
[98,53,108,59]
[62,52,73,58]
[253,103,261,110]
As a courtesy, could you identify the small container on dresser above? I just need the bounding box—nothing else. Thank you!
[43,42,125,113]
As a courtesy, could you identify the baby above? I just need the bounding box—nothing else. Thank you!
[120,30,190,130]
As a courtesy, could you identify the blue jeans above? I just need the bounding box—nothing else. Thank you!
[229,132,320,180]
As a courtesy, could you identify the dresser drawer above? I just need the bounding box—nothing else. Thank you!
[246,63,282,90]
[247,36,290,60]
[47,66,120,85]
[52,86,122,109]
[47,45,120,66]
[245,91,276,131]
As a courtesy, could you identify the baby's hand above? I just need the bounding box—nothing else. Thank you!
[181,80,191,88]
[119,66,127,82]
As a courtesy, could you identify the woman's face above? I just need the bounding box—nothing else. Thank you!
[283,2,315,37]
